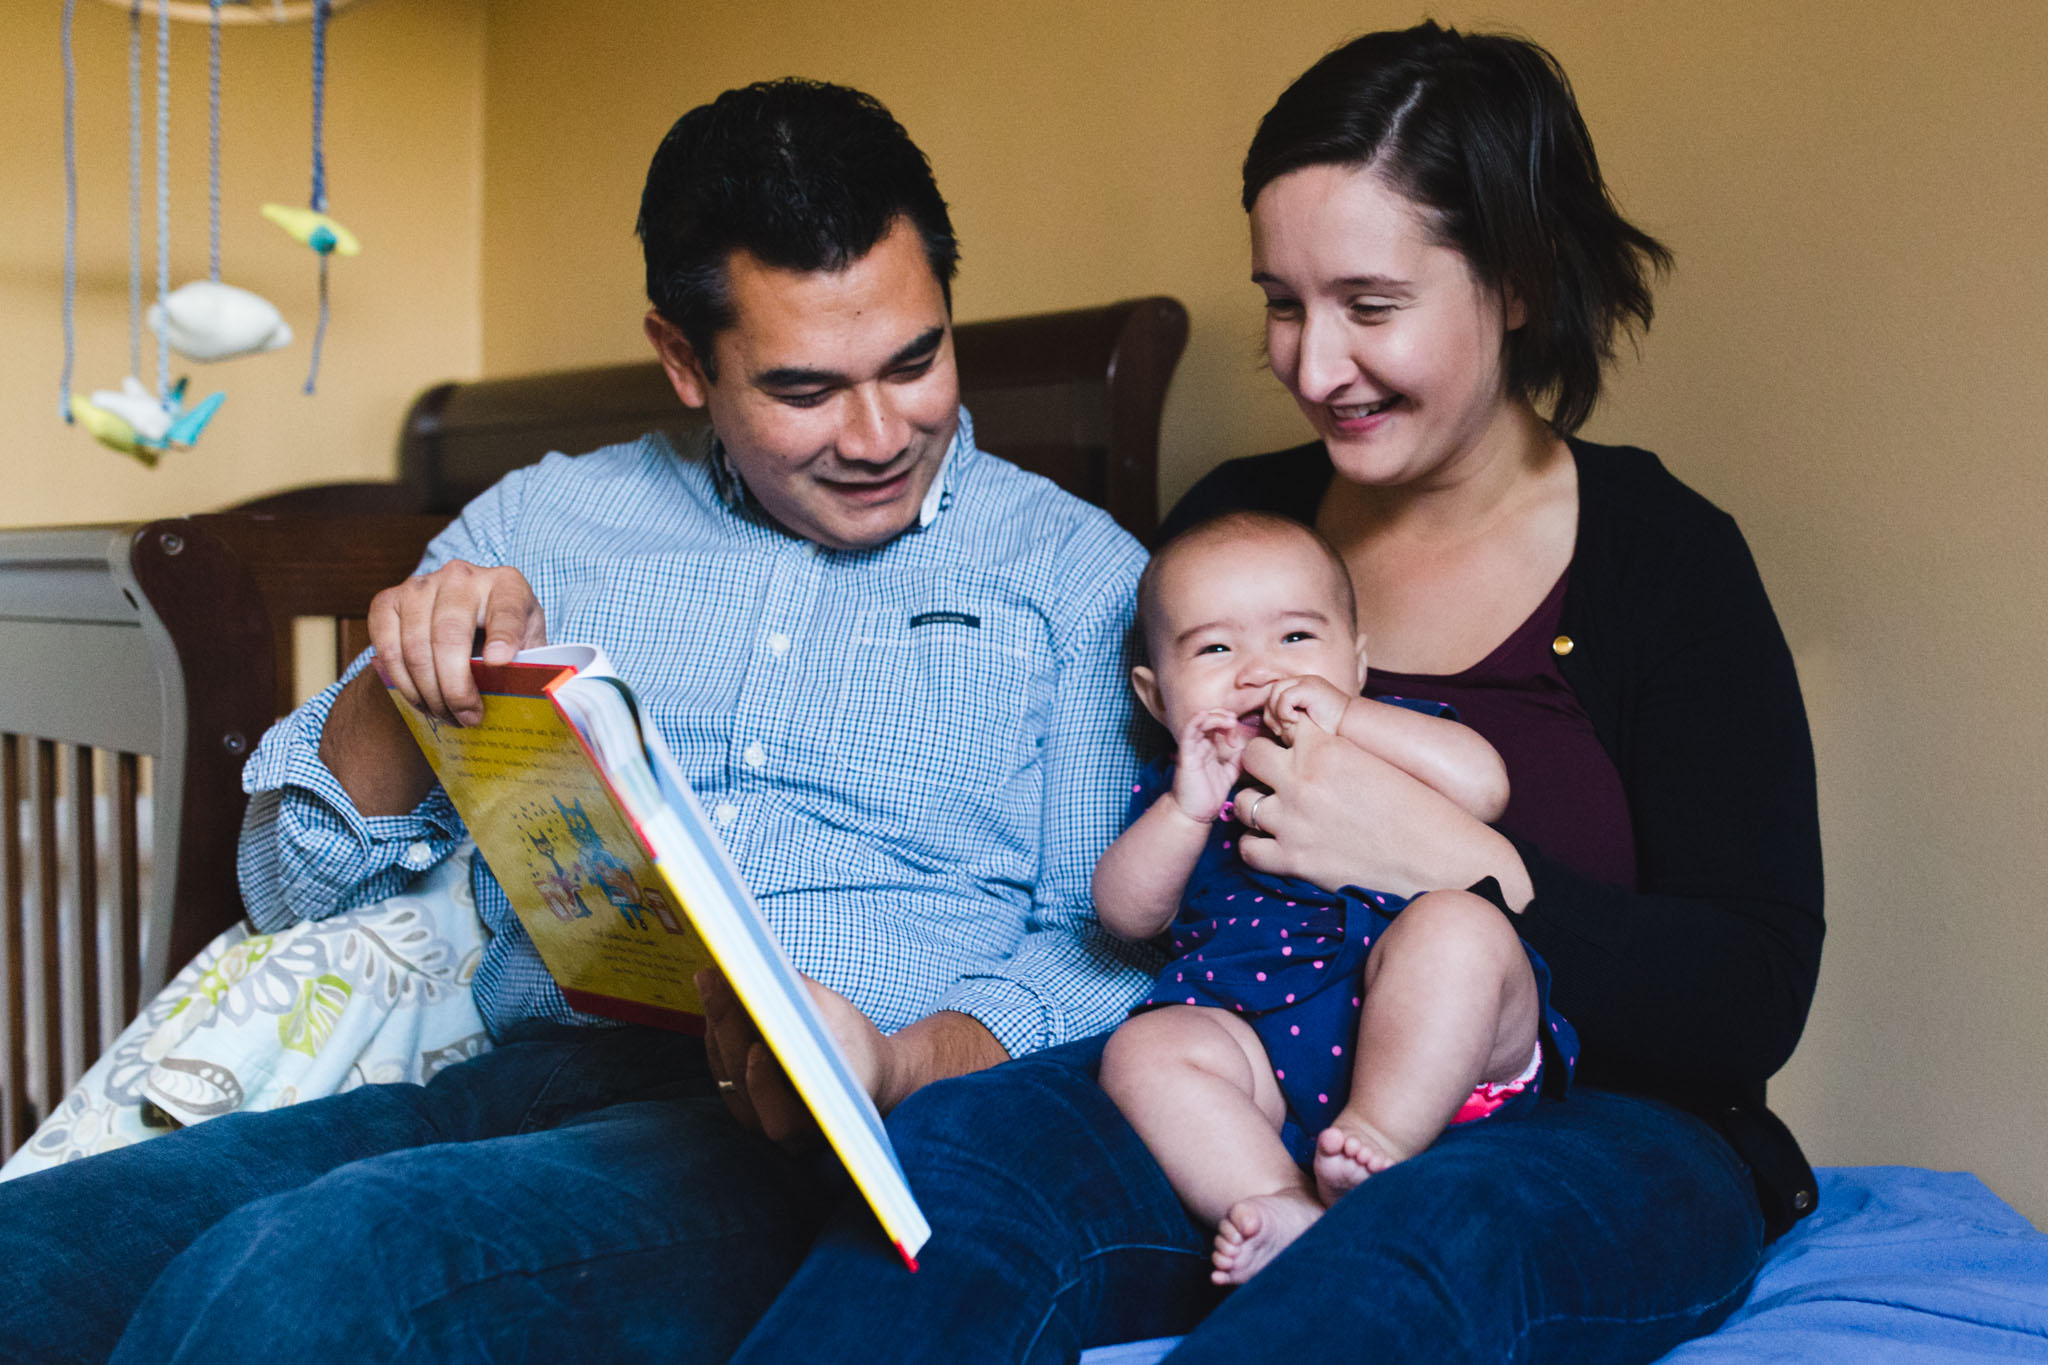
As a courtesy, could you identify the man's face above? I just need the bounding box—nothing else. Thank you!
[648,216,960,551]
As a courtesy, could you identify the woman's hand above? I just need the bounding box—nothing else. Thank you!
[1234,722,1533,908]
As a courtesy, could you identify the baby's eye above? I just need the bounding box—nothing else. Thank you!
[1281,630,1315,644]
[1193,642,1230,656]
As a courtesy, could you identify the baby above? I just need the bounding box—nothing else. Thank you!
[1095,511,1577,1285]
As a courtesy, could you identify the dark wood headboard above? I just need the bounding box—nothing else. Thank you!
[245,297,1188,543]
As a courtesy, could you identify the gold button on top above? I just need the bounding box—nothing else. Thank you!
[1551,635,1575,657]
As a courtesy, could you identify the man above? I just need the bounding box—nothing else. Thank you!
[0,80,1152,1362]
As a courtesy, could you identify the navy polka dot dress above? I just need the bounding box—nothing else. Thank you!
[1127,702,1579,1163]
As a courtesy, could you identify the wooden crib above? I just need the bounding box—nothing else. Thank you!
[0,296,1186,1159]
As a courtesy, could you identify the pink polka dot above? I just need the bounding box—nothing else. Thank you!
[1275,1069,1285,1080]
[1317,1093,1329,1104]
[1254,896,1265,903]
[1313,960,1324,970]
[1286,993,1296,1003]
[1226,894,1237,902]
[1251,919,1260,927]
[1255,971,1267,982]
[1281,947,1292,956]
[1176,973,1184,982]
[1352,996,1361,1007]
[1228,918,1237,925]
[1285,901,1297,908]
[1186,997,1197,1004]
[1206,971,1214,980]
[1289,1025,1300,1036]
[1331,1045,1343,1056]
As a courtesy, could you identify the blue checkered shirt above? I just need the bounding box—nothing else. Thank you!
[238,409,1160,1053]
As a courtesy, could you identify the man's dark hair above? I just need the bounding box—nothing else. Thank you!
[1242,22,1671,435]
[637,79,959,379]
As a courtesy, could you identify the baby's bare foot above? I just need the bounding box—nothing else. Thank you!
[1313,1117,1400,1206]
[1211,1190,1323,1285]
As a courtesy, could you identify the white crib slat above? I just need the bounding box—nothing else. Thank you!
[2,733,23,1156]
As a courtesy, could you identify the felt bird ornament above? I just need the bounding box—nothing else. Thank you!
[261,203,360,257]
[147,280,294,363]
[69,376,225,466]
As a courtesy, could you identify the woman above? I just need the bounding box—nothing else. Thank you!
[737,21,1824,1362]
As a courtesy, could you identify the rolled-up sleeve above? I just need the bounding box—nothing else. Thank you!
[236,466,529,930]
[932,535,1161,1056]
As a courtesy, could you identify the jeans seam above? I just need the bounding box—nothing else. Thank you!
[1025,1241,1210,1361]
[381,1225,771,1361]
[1504,1264,1757,1361]
[512,1039,617,1135]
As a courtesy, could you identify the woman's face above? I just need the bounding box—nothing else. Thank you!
[1250,164,1519,487]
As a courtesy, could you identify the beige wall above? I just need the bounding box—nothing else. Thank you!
[1,0,486,527]
[479,0,2048,1220]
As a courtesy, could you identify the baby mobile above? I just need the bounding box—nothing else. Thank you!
[60,0,362,465]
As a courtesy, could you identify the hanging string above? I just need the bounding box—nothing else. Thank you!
[209,0,223,282]
[129,1,143,381]
[303,0,331,394]
[59,0,79,422]
[155,0,172,402]
[309,0,327,213]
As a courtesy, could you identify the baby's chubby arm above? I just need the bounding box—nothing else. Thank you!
[1093,709,1246,941]
[1265,677,1509,823]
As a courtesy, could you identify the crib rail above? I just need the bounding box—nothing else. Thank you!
[0,514,443,1158]
[0,526,163,1153]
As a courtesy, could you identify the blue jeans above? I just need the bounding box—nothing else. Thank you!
[0,1025,828,1365]
[735,1035,1767,1364]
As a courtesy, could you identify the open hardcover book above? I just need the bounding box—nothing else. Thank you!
[390,644,930,1268]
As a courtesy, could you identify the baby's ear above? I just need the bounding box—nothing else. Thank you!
[1130,666,1167,725]
[1353,635,1370,690]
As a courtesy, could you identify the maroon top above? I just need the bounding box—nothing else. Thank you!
[1365,570,1638,890]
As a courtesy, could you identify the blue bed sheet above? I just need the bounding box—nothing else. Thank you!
[1078,1167,2048,1364]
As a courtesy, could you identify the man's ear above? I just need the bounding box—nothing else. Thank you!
[645,310,712,409]
[1353,634,1370,690]
[1502,282,1527,332]
[1130,665,1167,727]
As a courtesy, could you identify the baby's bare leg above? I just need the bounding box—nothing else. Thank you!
[1099,1006,1320,1284]
[1316,889,1541,1204]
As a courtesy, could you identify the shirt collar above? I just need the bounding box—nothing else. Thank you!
[702,405,974,534]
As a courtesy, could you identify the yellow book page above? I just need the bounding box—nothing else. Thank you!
[396,689,712,1018]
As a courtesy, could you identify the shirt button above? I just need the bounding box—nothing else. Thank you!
[767,632,790,658]
[403,840,434,868]
[1551,635,1575,657]
[742,741,767,770]
[712,801,738,827]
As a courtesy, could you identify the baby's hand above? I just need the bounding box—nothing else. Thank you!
[1171,708,1248,823]
[1264,675,1354,740]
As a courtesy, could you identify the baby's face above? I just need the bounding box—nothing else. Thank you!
[1135,526,1365,737]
